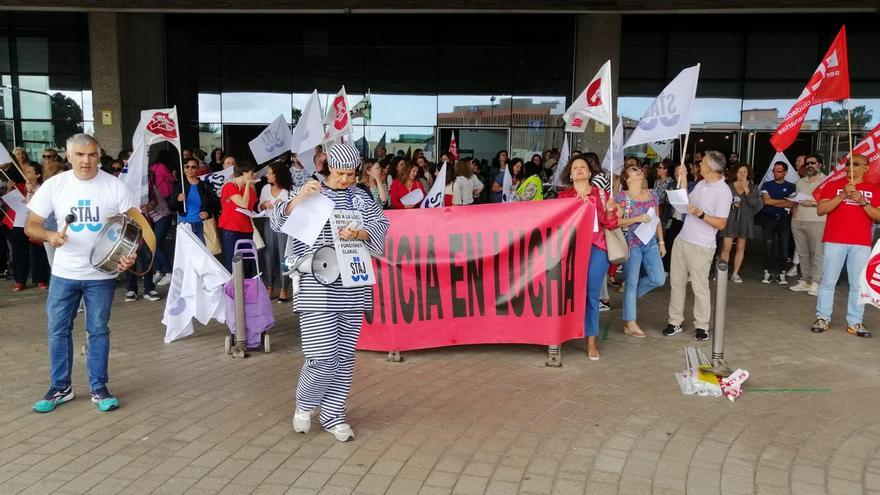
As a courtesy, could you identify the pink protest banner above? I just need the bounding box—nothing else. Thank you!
[358,198,595,352]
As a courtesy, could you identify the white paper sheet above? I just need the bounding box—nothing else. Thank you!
[791,192,814,203]
[235,207,269,218]
[667,188,689,214]
[1,188,28,228]
[400,188,425,206]
[634,207,660,245]
[280,193,335,246]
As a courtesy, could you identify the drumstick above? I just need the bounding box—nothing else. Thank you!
[60,213,76,237]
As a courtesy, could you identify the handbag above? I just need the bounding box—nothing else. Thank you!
[603,188,630,265]
[202,217,222,255]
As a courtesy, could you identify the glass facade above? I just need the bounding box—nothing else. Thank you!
[0,12,92,158]
[166,14,573,161]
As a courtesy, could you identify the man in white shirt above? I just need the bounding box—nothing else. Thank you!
[663,151,732,341]
[789,154,826,295]
[25,134,137,413]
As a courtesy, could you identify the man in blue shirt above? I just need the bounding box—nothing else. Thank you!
[760,161,796,284]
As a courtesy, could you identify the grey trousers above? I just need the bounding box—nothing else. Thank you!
[791,220,825,284]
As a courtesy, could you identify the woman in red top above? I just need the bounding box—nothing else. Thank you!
[390,162,426,209]
[557,157,619,361]
[218,161,258,270]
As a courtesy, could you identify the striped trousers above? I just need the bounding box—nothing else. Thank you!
[297,311,362,429]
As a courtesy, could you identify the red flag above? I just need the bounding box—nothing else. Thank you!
[771,26,850,152]
[813,122,880,200]
[448,131,459,161]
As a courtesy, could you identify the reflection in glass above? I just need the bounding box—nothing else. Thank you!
[0,37,9,72]
[220,92,292,124]
[199,122,222,152]
[82,90,93,121]
[369,94,437,126]
[1,75,13,119]
[362,126,435,161]
[619,96,743,130]
[438,95,512,127]
[510,96,565,129]
[820,99,879,131]
[742,99,821,131]
[510,127,565,160]
[19,75,51,119]
[0,121,13,150]
[16,37,49,73]
[21,121,54,158]
[198,93,221,122]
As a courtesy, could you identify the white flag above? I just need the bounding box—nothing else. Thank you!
[624,64,701,149]
[121,107,182,205]
[501,165,514,203]
[649,140,674,160]
[291,90,324,174]
[163,224,232,344]
[601,120,624,177]
[421,161,447,208]
[859,238,880,309]
[551,134,570,189]
[564,60,613,132]
[0,142,13,165]
[248,114,292,165]
[324,86,353,142]
[759,152,800,188]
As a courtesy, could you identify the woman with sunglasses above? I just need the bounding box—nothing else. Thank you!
[614,165,666,338]
[169,157,218,244]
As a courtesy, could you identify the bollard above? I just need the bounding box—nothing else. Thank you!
[710,260,731,376]
[231,254,248,359]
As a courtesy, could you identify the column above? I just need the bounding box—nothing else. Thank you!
[88,12,123,155]
[572,14,621,156]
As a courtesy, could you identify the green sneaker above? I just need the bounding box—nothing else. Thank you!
[90,388,119,412]
[33,386,75,413]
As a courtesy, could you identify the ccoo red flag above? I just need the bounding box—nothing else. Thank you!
[448,131,458,161]
[771,26,850,152]
[812,122,880,200]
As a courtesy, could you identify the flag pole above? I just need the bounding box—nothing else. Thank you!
[173,105,187,214]
[847,98,854,184]
[680,132,691,189]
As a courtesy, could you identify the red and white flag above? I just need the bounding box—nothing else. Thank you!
[324,86,352,142]
[448,131,459,161]
[771,26,850,152]
[121,107,181,204]
[564,60,613,132]
[813,122,880,200]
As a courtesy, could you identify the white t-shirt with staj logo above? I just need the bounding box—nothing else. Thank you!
[28,170,137,280]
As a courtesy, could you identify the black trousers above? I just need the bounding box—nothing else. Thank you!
[760,214,791,273]
[9,227,30,284]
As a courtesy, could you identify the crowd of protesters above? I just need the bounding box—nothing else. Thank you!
[3,138,877,360]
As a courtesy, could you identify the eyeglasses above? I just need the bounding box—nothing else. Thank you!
[42,155,52,159]
[805,160,818,165]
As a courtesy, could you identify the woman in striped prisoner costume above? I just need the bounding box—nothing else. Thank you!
[270,143,390,442]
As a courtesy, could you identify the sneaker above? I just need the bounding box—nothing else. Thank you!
[292,408,311,434]
[598,300,611,312]
[811,317,829,334]
[143,290,161,302]
[32,386,74,413]
[786,264,799,278]
[156,273,172,286]
[694,328,710,341]
[125,291,137,302]
[761,270,771,284]
[152,272,163,284]
[847,323,872,338]
[777,272,787,285]
[790,280,812,292]
[326,423,354,442]
[662,324,683,337]
[730,273,743,284]
[38,282,49,290]
[13,282,25,292]
[90,388,119,412]
[808,283,818,296]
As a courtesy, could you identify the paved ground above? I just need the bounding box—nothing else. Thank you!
[2,259,880,495]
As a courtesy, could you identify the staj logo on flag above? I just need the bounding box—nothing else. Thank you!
[146,111,178,139]
[637,95,681,131]
[771,26,849,152]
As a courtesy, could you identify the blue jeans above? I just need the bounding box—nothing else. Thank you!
[180,221,205,244]
[220,229,253,271]
[46,275,116,392]
[622,238,667,322]
[153,215,173,274]
[816,242,871,326]
[585,245,610,337]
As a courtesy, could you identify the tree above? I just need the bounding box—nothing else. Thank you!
[821,104,874,130]
[291,107,302,127]
[50,92,83,147]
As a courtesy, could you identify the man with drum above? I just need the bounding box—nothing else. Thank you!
[25,134,137,413]
[270,143,389,442]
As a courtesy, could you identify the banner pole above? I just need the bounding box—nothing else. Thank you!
[847,99,855,184]
[679,133,691,189]
[174,106,187,214]
[0,167,11,182]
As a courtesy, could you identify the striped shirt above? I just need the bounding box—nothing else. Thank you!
[271,185,390,312]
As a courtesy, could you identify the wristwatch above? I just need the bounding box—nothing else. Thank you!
[698,212,706,220]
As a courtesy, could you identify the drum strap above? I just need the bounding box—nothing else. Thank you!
[126,207,157,276]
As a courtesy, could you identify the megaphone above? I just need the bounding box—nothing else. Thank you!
[283,245,340,295]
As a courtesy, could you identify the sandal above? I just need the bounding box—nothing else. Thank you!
[623,322,645,338]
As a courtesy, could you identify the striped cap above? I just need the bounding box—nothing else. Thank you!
[326,143,362,170]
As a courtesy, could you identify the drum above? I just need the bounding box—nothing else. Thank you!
[89,215,142,275]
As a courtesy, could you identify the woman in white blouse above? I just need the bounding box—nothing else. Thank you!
[452,158,484,206]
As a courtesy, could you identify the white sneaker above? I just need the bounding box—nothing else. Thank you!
[786,264,799,278]
[152,272,163,284]
[777,272,788,285]
[790,280,812,292]
[326,423,354,442]
[156,273,172,286]
[730,274,743,284]
[292,408,311,434]
[761,270,771,284]
[808,283,819,296]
